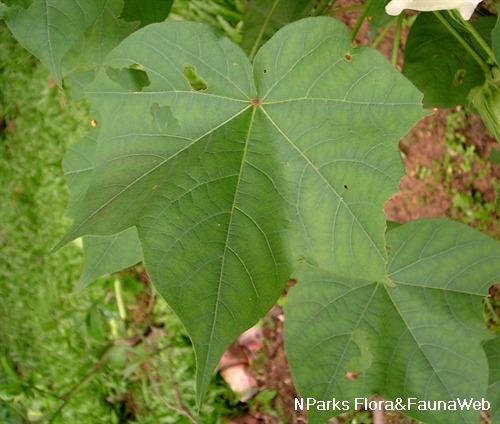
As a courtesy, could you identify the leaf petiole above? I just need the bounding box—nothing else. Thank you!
[449,9,496,65]
[433,11,490,76]
[310,0,336,17]
[392,14,404,67]
[371,17,397,49]
[351,0,374,41]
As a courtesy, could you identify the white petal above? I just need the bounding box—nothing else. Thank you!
[385,0,483,20]
[385,0,412,16]
[456,3,481,19]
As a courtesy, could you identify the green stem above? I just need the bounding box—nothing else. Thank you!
[433,11,490,76]
[451,10,496,63]
[114,278,127,321]
[328,4,363,16]
[311,0,336,17]
[391,14,403,67]
[351,0,374,42]
[371,17,397,49]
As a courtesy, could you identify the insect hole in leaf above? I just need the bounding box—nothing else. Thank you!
[183,66,208,91]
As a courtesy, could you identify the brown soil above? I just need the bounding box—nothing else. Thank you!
[385,109,500,238]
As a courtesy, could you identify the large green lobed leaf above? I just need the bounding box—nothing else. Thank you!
[285,219,499,424]
[57,17,426,401]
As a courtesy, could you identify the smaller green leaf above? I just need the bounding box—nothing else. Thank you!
[403,12,484,108]
[241,0,315,60]
[75,228,143,293]
[2,0,106,85]
[62,0,139,79]
[120,0,173,27]
[85,305,106,340]
[367,0,394,39]
[489,146,500,165]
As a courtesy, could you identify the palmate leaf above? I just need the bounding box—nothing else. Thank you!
[285,219,499,424]
[75,229,142,293]
[56,17,426,401]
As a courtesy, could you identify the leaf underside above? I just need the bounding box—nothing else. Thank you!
[58,17,428,404]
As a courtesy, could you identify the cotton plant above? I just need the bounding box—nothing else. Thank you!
[0,2,499,424]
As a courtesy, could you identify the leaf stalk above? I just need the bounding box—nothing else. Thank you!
[351,0,374,41]
[311,0,336,17]
[433,11,490,77]
[449,10,496,64]
[391,14,404,67]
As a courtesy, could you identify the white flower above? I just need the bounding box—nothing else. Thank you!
[385,0,483,20]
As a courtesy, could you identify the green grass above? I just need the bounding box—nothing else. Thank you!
[440,109,499,236]
[0,21,112,422]
[169,0,243,42]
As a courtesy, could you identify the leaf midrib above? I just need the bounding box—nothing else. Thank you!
[200,104,267,402]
